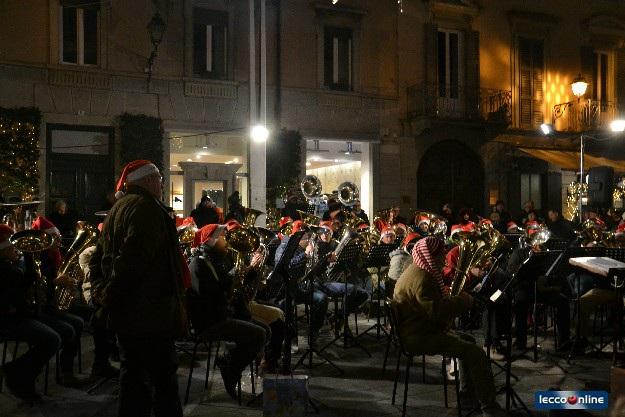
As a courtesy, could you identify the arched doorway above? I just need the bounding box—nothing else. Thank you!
[417,140,484,215]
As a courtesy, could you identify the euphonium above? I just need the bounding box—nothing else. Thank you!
[301,175,322,201]
[56,222,99,311]
[225,225,261,302]
[449,231,485,297]
[296,209,321,226]
[241,207,263,227]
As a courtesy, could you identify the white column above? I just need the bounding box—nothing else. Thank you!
[248,0,266,224]
[360,143,373,221]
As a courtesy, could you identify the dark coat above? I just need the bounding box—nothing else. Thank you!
[100,185,187,338]
[0,259,35,317]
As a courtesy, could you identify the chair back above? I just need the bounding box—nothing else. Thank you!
[387,298,410,354]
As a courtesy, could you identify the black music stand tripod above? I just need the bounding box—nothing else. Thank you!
[319,241,371,357]
[293,255,344,375]
[359,244,395,339]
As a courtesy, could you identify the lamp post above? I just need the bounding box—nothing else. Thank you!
[146,12,166,87]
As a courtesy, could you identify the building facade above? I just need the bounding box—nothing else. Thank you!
[0,0,624,222]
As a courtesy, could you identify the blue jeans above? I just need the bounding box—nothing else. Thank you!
[0,316,61,383]
[320,282,369,317]
[38,312,83,373]
[281,284,329,333]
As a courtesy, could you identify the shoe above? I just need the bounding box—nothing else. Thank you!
[91,361,119,378]
[215,356,238,400]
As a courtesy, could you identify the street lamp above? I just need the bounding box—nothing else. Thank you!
[146,13,166,86]
[250,125,269,143]
[571,74,588,100]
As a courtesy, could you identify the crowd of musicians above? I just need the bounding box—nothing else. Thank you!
[1,159,624,417]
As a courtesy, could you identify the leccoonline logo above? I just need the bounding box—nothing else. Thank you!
[534,391,609,410]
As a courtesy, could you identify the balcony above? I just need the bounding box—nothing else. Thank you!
[552,99,617,132]
[406,83,512,124]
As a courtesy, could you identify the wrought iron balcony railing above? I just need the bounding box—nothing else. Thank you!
[406,83,511,124]
[552,99,617,132]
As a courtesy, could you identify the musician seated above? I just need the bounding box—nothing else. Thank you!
[0,225,62,403]
[379,227,396,245]
[187,224,266,399]
[274,221,329,341]
[315,222,369,326]
[415,217,430,238]
[507,242,570,353]
[566,251,618,352]
[387,233,420,297]
[393,237,506,417]
[31,216,84,386]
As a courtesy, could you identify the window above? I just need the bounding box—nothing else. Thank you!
[518,37,544,129]
[437,30,462,99]
[593,51,611,104]
[60,5,98,65]
[324,27,352,91]
[520,173,541,210]
[193,8,228,79]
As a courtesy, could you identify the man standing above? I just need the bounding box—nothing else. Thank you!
[100,160,187,417]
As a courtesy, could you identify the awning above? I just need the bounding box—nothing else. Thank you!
[518,147,625,172]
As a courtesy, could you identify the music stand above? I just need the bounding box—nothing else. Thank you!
[499,250,563,363]
[359,244,396,339]
[319,240,371,357]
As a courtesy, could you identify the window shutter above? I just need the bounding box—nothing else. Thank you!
[580,46,595,99]
[519,39,533,128]
[532,42,544,128]
[616,49,625,114]
[465,30,480,119]
[424,23,438,108]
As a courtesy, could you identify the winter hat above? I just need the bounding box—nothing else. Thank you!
[506,221,519,232]
[402,232,421,248]
[115,160,160,199]
[0,224,14,250]
[291,220,306,235]
[97,223,104,233]
[279,217,293,229]
[319,220,334,233]
[616,223,625,236]
[225,220,241,231]
[194,224,226,248]
[418,216,430,226]
[31,216,60,236]
[380,226,396,239]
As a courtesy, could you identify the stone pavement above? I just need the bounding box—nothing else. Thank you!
[0,312,615,417]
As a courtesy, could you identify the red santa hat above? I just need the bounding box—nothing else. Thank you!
[394,223,408,234]
[97,223,104,233]
[506,221,519,232]
[402,232,421,248]
[450,223,475,237]
[31,216,60,236]
[0,224,14,250]
[193,224,226,248]
[450,224,462,237]
[358,223,370,231]
[418,216,430,226]
[319,220,334,233]
[380,226,396,239]
[616,223,625,236]
[279,216,292,228]
[115,160,160,199]
[291,220,306,235]
[479,218,492,226]
[225,220,241,231]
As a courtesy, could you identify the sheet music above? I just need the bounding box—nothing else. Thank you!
[569,257,625,277]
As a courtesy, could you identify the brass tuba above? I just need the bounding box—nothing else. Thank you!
[10,229,55,308]
[56,222,99,311]
[337,181,359,207]
[241,207,263,227]
[301,175,323,201]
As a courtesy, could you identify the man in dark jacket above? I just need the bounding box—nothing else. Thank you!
[187,223,266,398]
[547,208,576,241]
[190,196,220,228]
[100,160,187,417]
[0,224,62,403]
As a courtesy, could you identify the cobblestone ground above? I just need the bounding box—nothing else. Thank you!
[0,311,615,417]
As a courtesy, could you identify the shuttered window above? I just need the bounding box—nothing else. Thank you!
[518,37,544,129]
[593,52,610,105]
[324,27,353,91]
[193,8,228,79]
[437,30,461,99]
